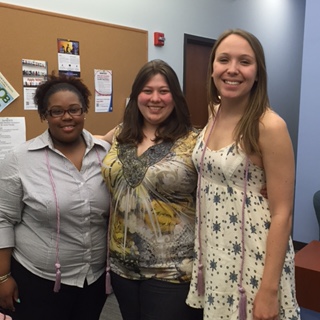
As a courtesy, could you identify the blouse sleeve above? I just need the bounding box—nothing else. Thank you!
[0,150,23,248]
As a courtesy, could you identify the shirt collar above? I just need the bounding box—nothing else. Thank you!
[27,129,110,152]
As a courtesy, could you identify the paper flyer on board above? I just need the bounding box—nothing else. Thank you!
[57,39,81,77]
[22,58,48,110]
[94,69,113,112]
[0,117,26,161]
[0,73,19,113]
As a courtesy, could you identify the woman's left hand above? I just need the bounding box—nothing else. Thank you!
[252,288,279,320]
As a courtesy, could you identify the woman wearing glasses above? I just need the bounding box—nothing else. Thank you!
[0,74,110,320]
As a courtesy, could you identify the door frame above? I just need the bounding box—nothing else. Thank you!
[183,33,216,94]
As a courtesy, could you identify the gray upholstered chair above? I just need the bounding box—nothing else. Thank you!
[312,190,320,240]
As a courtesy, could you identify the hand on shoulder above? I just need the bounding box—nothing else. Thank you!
[94,127,116,144]
[93,135,105,140]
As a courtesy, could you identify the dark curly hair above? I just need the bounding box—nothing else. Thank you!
[34,73,91,120]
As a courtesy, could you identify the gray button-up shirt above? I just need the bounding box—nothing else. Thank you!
[0,129,110,287]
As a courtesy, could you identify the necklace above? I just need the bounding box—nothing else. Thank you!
[195,106,249,319]
[45,146,102,293]
[195,106,220,296]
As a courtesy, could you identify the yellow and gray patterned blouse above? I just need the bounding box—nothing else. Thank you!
[102,128,199,282]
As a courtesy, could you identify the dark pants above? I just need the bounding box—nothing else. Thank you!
[111,271,203,320]
[6,258,107,320]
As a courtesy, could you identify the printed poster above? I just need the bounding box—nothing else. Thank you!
[0,117,26,161]
[22,59,48,110]
[57,39,81,77]
[94,69,113,112]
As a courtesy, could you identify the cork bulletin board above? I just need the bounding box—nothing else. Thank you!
[0,3,148,139]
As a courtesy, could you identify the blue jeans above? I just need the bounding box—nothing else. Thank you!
[111,271,203,320]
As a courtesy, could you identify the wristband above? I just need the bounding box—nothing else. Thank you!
[0,272,11,284]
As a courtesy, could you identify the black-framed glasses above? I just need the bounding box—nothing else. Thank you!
[47,107,84,118]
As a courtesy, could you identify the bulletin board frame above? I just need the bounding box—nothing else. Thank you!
[0,3,148,139]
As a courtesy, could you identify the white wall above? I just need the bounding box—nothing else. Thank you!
[1,0,304,90]
[294,0,320,243]
[2,0,309,240]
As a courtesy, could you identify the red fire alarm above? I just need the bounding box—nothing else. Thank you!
[154,32,165,46]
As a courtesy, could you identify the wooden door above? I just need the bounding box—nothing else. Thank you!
[183,34,215,129]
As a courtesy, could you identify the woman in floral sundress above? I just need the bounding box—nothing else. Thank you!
[186,29,300,320]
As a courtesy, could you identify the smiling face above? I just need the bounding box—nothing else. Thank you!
[212,34,258,104]
[45,90,85,146]
[137,73,175,128]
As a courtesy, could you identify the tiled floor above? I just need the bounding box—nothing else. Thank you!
[100,293,122,320]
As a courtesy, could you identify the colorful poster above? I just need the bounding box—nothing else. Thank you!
[0,72,19,113]
[22,59,48,110]
[57,39,81,77]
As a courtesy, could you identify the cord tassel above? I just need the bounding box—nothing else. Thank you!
[54,263,61,293]
[197,263,205,296]
[105,267,112,294]
[238,286,247,320]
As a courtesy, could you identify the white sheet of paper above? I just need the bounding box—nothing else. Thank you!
[0,117,26,161]
[94,69,112,112]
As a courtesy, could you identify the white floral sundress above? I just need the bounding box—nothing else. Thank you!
[186,128,300,320]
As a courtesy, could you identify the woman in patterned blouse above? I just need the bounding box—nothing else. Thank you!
[100,59,203,320]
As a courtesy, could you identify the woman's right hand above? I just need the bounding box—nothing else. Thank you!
[0,277,19,312]
[95,127,116,144]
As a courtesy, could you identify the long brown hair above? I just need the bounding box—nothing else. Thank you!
[208,29,270,155]
[117,59,191,144]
